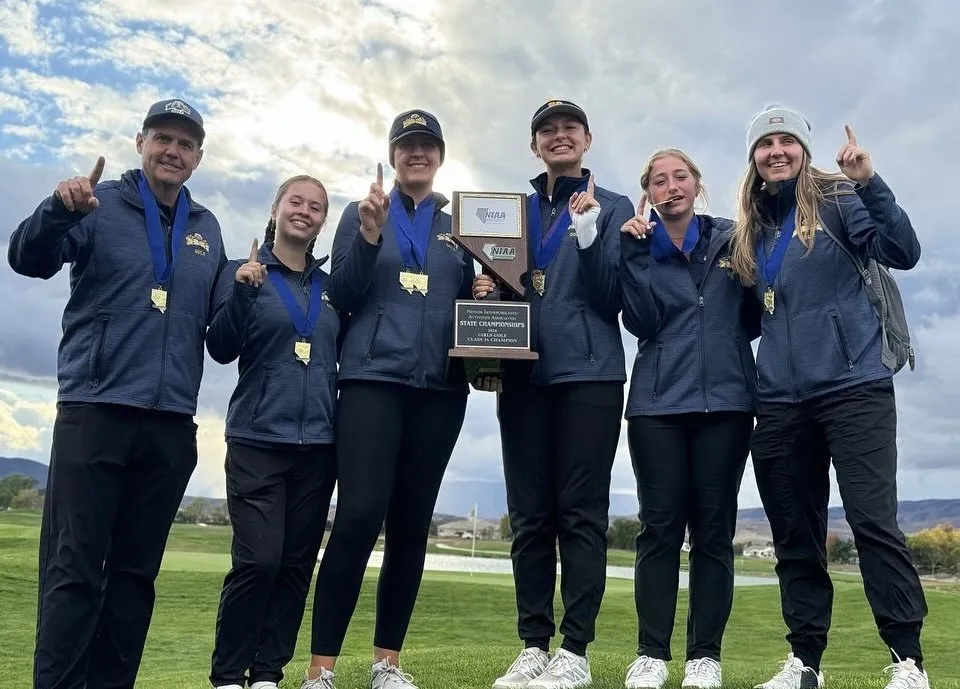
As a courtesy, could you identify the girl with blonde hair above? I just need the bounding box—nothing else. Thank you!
[731,105,929,689]
[618,148,759,689]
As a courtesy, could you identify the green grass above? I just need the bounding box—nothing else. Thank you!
[2,511,958,688]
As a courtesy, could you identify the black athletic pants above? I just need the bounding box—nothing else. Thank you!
[310,381,467,655]
[628,412,753,662]
[210,442,336,686]
[497,381,624,656]
[34,402,197,689]
[752,378,928,671]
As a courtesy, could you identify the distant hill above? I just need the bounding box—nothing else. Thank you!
[0,457,47,485]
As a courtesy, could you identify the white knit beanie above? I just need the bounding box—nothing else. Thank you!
[746,104,812,159]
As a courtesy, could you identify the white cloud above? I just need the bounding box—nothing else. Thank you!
[2,0,960,511]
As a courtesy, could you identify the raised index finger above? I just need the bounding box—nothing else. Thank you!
[636,193,648,219]
[249,238,259,263]
[376,162,383,188]
[89,156,105,186]
[844,124,858,147]
[586,173,595,197]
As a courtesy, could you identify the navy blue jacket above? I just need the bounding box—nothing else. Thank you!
[206,246,343,446]
[499,169,634,386]
[752,174,920,403]
[328,187,475,392]
[622,215,759,417]
[7,169,225,415]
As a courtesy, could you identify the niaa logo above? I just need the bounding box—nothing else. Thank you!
[483,243,516,261]
[475,207,507,224]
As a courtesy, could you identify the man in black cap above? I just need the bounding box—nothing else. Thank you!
[8,97,226,689]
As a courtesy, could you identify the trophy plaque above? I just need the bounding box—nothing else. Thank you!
[448,191,538,368]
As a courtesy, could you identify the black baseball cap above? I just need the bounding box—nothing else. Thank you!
[388,109,445,164]
[530,99,589,135]
[143,98,205,144]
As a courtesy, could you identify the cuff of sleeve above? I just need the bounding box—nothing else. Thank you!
[855,173,891,203]
[576,222,598,249]
[232,280,260,303]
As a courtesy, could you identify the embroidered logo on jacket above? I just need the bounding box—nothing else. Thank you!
[185,233,209,255]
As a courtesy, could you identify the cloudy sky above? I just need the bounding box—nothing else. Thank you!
[1,0,958,517]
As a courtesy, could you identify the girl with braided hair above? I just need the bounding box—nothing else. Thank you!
[206,175,343,689]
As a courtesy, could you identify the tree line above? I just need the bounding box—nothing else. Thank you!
[4,474,960,575]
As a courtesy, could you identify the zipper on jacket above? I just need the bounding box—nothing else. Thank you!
[152,231,173,409]
[578,307,596,363]
[91,316,109,388]
[299,365,309,444]
[698,294,709,412]
[831,314,855,371]
[364,309,384,363]
[417,286,427,386]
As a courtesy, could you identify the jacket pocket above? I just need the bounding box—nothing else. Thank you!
[651,343,664,401]
[736,337,750,390]
[831,314,855,371]
[578,306,596,362]
[88,315,110,387]
[364,308,384,363]
[249,369,270,425]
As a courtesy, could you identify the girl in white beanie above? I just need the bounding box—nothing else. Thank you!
[729,105,930,689]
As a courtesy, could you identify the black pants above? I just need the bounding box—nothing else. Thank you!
[310,381,467,655]
[34,402,197,689]
[497,381,624,654]
[628,412,752,662]
[752,378,927,671]
[210,442,337,686]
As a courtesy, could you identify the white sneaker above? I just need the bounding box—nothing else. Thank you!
[883,657,929,689]
[624,656,668,689]
[493,648,552,689]
[214,685,244,689]
[299,667,336,689]
[528,648,592,689]
[251,683,279,689]
[754,654,824,689]
[682,658,722,689]
[371,658,419,689]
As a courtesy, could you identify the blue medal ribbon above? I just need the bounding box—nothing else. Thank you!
[389,188,435,271]
[649,213,701,262]
[268,270,325,340]
[527,180,588,270]
[137,171,189,286]
[755,208,797,292]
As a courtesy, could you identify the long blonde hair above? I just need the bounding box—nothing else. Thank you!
[730,154,849,286]
[640,148,709,212]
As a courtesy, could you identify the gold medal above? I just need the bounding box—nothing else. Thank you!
[763,287,775,315]
[399,271,428,295]
[151,287,167,313]
[531,270,545,297]
[412,272,429,296]
[294,340,311,365]
[399,271,417,294]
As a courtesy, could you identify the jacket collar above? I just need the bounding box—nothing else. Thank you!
[259,243,329,278]
[529,168,592,204]
[391,183,449,213]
